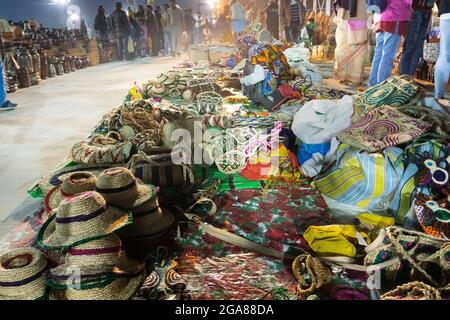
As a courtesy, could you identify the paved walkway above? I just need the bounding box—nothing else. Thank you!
[0,56,185,220]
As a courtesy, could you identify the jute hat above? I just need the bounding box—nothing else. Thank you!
[38,191,132,250]
[155,73,168,84]
[44,172,97,213]
[49,273,144,300]
[47,234,144,284]
[162,75,176,86]
[0,247,48,300]
[118,195,175,238]
[95,167,156,209]
[151,83,167,96]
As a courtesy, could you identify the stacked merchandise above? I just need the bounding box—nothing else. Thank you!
[2,33,450,301]
[87,39,100,67]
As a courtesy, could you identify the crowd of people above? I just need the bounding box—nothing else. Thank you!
[93,0,197,60]
[2,0,450,111]
[333,0,449,106]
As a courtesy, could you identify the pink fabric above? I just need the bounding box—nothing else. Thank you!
[347,20,367,31]
[381,0,413,22]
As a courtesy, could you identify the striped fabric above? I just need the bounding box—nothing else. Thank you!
[313,144,404,212]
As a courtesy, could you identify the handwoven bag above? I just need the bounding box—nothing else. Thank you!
[364,226,450,287]
[127,151,194,188]
[423,40,439,63]
[71,133,132,165]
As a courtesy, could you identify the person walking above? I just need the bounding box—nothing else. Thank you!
[161,4,172,56]
[146,5,161,56]
[155,6,165,54]
[111,2,131,60]
[230,0,247,39]
[168,0,184,56]
[94,5,109,48]
[333,0,368,85]
[263,0,280,39]
[0,36,17,111]
[399,0,435,76]
[135,5,148,56]
[280,0,306,43]
[434,0,450,106]
[369,0,413,86]
[128,9,144,58]
[183,9,196,46]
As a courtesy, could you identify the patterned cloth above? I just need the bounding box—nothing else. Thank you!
[176,181,370,300]
[352,75,422,120]
[337,106,431,152]
[248,43,292,82]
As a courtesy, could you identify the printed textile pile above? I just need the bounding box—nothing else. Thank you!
[1,37,450,301]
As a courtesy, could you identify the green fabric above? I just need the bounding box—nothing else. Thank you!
[194,165,262,191]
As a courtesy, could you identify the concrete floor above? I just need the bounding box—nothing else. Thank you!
[0,56,185,221]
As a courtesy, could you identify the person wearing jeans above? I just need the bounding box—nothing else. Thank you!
[435,0,450,104]
[369,0,412,86]
[161,4,172,56]
[399,1,434,75]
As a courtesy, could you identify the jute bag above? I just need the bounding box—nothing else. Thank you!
[127,151,194,188]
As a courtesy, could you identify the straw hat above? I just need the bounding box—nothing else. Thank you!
[162,75,176,86]
[44,172,97,213]
[49,273,144,300]
[118,195,175,238]
[155,74,168,84]
[151,83,167,96]
[95,167,156,209]
[0,247,48,300]
[47,234,144,284]
[38,191,132,250]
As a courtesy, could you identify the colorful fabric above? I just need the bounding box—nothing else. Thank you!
[313,144,405,212]
[248,43,292,82]
[176,181,370,300]
[337,106,431,152]
[352,75,422,120]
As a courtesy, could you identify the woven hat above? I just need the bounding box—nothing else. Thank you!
[47,234,143,283]
[0,247,48,300]
[38,191,132,250]
[162,75,176,86]
[155,74,168,84]
[49,273,144,300]
[95,167,156,209]
[151,83,166,96]
[44,172,97,213]
[119,195,175,238]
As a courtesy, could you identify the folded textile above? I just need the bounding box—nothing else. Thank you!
[337,106,431,152]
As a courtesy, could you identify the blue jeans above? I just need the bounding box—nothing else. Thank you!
[369,26,401,86]
[399,10,431,75]
[0,60,6,106]
[435,18,450,99]
[117,34,128,60]
[163,31,172,55]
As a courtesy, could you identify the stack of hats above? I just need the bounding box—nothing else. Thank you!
[44,171,97,214]
[94,167,176,259]
[37,191,143,300]
[0,247,48,300]
[143,72,194,99]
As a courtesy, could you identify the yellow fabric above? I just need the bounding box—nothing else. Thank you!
[247,145,301,180]
[356,213,395,229]
[303,225,370,258]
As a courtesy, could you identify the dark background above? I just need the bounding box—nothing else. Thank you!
[0,0,205,28]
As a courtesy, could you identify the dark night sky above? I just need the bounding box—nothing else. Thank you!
[0,0,202,28]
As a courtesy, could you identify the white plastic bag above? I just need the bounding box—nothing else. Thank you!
[291,95,354,144]
[283,42,311,62]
